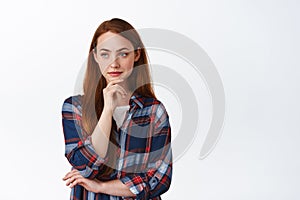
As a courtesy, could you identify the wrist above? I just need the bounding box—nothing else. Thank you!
[102,106,114,116]
[97,180,106,193]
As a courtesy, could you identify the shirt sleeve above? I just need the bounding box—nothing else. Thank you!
[62,96,108,179]
[120,102,173,200]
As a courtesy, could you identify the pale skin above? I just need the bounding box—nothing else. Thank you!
[63,31,141,197]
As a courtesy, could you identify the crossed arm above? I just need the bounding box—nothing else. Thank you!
[62,96,135,197]
[63,169,136,197]
[62,97,172,199]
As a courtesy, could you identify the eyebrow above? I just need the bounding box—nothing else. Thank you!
[99,47,130,52]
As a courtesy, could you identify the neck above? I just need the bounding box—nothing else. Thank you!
[118,81,130,93]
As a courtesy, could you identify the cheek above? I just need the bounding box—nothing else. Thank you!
[124,62,134,71]
[98,65,104,74]
[98,63,109,73]
[122,57,135,71]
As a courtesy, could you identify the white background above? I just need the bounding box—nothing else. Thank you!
[1,0,299,199]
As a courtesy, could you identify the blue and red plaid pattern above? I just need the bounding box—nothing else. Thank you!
[62,93,172,200]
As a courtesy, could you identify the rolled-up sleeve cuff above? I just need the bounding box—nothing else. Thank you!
[120,176,147,197]
[82,136,109,166]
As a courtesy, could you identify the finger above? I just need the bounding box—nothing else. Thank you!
[69,176,86,188]
[109,84,127,96]
[66,175,79,186]
[106,79,124,88]
[105,82,127,94]
[104,87,127,99]
[63,170,79,180]
[65,174,83,186]
[63,169,81,181]
[63,171,73,180]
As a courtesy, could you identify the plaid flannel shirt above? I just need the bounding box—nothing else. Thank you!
[62,94,172,200]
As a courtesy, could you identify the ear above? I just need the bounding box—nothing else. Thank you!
[134,48,141,62]
[93,49,99,64]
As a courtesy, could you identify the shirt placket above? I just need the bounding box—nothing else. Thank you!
[117,107,135,178]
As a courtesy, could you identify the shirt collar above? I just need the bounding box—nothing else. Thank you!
[129,92,144,109]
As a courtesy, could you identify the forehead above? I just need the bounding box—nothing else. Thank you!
[96,31,133,50]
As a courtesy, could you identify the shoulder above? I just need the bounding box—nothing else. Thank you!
[62,94,83,113]
[139,96,168,117]
[63,94,83,104]
[153,99,169,120]
[136,95,162,108]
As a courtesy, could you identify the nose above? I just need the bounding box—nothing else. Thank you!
[110,56,120,68]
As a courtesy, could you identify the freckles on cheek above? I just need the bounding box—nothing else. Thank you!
[99,65,108,73]
[124,60,135,69]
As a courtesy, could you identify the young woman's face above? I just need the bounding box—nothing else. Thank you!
[93,31,140,84]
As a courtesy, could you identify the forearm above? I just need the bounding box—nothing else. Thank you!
[91,107,113,158]
[99,179,136,197]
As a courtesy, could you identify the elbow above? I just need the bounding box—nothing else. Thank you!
[150,168,172,198]
[65,152,99,179]
[150,185,171,198]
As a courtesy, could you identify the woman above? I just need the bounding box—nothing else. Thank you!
[61,18,172,200]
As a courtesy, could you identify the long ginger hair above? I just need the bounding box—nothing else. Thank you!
[82,18,156,176]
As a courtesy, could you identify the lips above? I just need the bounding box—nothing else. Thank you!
[108,71,122,77]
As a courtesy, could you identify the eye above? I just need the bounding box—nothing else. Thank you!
[100,53,109,58]
[119,52,128,57]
